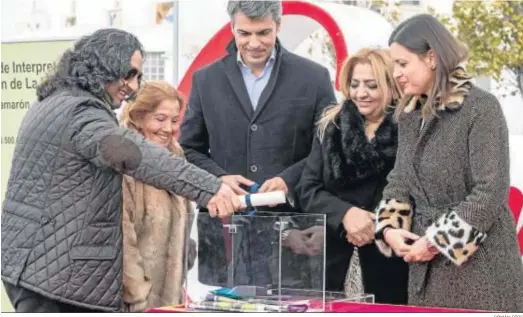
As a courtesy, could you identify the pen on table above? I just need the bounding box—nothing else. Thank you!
[188,300,280,312]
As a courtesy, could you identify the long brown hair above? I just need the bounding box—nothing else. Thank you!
[389,14,468,119]
[317,48,401,141]
[120,81,184,155]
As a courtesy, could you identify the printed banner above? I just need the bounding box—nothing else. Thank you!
[1,39,74,313]
[1,40,74,200]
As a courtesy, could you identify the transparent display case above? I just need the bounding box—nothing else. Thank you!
[183,210,374,312]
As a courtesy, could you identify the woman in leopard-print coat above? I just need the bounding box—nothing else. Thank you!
[375,14,523,312]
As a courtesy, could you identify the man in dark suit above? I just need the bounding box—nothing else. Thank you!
[180,0,336,288]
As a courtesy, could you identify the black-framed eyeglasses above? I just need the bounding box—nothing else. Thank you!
[121,68,146,101]
[124,68,138,80]
[123,68,144,85]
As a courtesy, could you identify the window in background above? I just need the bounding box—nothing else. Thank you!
[143,52,166,81]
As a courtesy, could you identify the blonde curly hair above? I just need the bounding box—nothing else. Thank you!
[317,48,401,142]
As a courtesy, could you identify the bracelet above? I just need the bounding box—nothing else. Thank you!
[375,226,392,240]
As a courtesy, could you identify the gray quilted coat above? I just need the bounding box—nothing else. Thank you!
[1,88,221,311]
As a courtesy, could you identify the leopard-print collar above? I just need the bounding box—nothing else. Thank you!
[404,65,473,113]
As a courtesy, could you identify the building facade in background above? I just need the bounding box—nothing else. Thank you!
[0,0,449,85]
[1,0,521,134]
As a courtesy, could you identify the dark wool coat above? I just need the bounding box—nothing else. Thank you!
[297,100,409,299]
[374,67,523,312]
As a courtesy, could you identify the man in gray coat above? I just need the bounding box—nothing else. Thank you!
[1,29,240,313]
[180,1,336,288]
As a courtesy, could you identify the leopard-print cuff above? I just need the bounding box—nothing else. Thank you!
[425,210,487,266]
[374,199,413,257]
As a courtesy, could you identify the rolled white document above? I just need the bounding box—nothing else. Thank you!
[238,191,287,208]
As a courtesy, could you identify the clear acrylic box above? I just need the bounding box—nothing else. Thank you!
[183,210,374,312]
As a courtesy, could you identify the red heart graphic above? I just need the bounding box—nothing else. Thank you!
[508,186,523,255]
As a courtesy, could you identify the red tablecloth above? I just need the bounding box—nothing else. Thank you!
[146,302,485,313]
[328,302,485,313]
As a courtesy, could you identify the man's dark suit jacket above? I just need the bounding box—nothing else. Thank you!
[180,38,336,206]
[179,38,336,287]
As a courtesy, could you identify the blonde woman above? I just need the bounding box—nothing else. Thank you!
[297,48,408,304]
[119,81,195,312]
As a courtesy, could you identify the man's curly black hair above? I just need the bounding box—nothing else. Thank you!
[36,28,145,101]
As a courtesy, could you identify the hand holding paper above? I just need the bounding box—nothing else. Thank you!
[259,177,288,194]
[237,191,287,209]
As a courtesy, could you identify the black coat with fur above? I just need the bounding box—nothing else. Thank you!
[297,100,406,295]
[297,99,398,235]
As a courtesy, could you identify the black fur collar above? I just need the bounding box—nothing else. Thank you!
[322,100,398,186]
